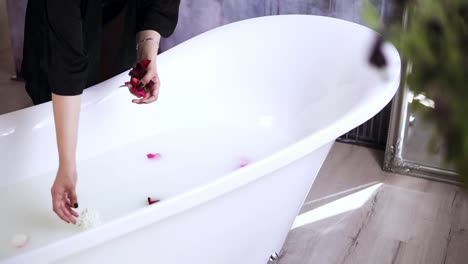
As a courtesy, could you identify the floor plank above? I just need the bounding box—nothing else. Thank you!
[279,142,467,264]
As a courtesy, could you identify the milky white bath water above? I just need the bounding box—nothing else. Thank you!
[0,124,292,259]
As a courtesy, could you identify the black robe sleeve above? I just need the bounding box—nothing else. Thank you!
[136,0,180,38]
[45,0,88,96]
[40,0,180,98]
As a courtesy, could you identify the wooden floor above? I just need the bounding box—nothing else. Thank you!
[279,142,468,264]
[1,7,467,264]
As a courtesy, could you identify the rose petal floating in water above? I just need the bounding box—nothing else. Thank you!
[238,157,251,168]
[147,197,160,205]
[11,234,29,248]
[147,153,162,159]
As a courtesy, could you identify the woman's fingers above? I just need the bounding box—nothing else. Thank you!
[132,93,150,104]
[64,191,78,223]
[69,189,78,209]
[64,208,77,224]
[133,89,157,104]
[53,199,70,223]
[132,77,160,104]
[52,191,78,224]
[142,87,159,104]
[139,80,159,104]
[62,206,73,221]
[58,208,71,223]
[70,209,79,218]
[137,62,156,87]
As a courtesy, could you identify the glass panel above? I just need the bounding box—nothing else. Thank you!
[403,89,456,171]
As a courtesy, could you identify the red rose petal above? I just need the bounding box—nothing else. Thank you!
[139,59,151,69]
[129,67,143,79]
[129,60,151,79]
[147,153,162,159]
[130,77,139,87]
[124,59,152,96]
[147,197,160,205]
[130,86,147,98]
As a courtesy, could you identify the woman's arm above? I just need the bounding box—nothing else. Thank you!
[53,94,80,170]
[131,0,180,104]
[45,0,88,223]
[51,94,81,224]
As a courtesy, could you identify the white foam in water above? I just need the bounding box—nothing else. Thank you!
[77,208,102,230]
[0,125,292,259]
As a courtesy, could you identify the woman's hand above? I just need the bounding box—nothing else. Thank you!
[51,166,79,224]
[130,60,161,104]
[132,30,162,104]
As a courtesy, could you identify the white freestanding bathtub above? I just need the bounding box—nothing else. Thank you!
[0,15,400,264]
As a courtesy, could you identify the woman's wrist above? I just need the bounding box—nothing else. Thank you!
[136,37,159,52]
[137,40,159,61]
[58,156,77,171]
[136,30,161,61]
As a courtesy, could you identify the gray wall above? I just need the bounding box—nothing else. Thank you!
[160,0,269,52]
[160,0,391,52]
[5,0,391,74]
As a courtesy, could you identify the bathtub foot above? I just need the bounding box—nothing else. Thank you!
[267,252,280,264]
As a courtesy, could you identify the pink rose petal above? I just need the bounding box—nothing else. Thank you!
[238,157,251,168]
[147,153,162,159]
[11,234,29,248]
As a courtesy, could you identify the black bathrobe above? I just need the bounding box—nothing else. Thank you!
[21,0,180,105]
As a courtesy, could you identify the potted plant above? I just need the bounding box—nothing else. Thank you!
[364,0,468,183]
